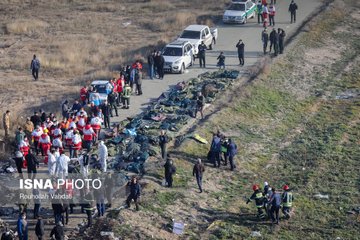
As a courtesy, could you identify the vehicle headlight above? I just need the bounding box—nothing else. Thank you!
[174,60,181,65]
[236,16,243,20]
[223,15,229,19]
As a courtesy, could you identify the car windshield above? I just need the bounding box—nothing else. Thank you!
[163,47,182,56]
[180,30,200,39]
[93,84,108,94]
[228,3,245,11]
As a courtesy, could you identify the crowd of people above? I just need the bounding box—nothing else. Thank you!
[247,183,294,224]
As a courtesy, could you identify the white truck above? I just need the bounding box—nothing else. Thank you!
[177,25,218,58]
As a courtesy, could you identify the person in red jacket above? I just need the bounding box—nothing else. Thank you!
[116,73,125,106]
[76,113,87,133]
[38,131,52,156]
[32,126,43,155]
[83,124,97,152]
[269,4,276,26]
[80,86,88,105]
[72,130,82,158]
[90,114,102,142]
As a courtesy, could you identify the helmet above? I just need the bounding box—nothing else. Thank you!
[283,185,289,191]
[252,185,259,191]
[43,129,49,134]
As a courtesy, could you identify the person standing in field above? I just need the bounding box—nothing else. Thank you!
[30,55,40,81]
[2,110,10,138]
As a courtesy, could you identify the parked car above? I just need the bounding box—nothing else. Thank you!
[89,80,113,106]
[163,40,194,74]
[223,0,256,24]
[177,25,218,58]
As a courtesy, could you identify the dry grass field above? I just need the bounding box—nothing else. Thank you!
[0,0,227,129]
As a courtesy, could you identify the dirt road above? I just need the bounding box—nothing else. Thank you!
[112,0,322,123]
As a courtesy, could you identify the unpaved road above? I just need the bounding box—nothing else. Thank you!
[112,0,322,122]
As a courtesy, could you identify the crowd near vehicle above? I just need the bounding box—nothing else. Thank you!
[223,0,256,24]
[162,40,194,74]
[89,80,113,106]
[177,25,218,57]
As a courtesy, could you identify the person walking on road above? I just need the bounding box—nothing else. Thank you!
[101,100,111,129]
[262,28,269,54]
[107,92,118,117]
[155,51,165,79]
[2,110,10,138]
[198,41,207,68]
[30,55,40,81]
[122,84,131,109]
[159,130,169,160]
[193,158,205,193]
[256,1,263,24]
[147,50,155,80]
[164,158,176,188]
[236,40,245,66]
[289,0,298,23]
[134,65,143,95]
[269,4,276,26]
[278,28,286,54]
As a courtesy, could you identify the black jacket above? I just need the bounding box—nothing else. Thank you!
[193,163,205,177]
[25,153,39,169]
[147,54,154,65]
[128,182,141,197]
[101,104,111,117]
[30,115,41,127]
[236,42,245,54]
[289,3,298,12]
[35,219,44,236]
[50,225,64,240]
[164,160,176,177]
[159,135,168,146]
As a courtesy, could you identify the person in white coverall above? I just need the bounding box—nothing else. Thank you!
[56,153,70,180]
[48,149,57,176]
[98,141,108,172]
[78,151,90,178]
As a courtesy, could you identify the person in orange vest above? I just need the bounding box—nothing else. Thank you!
[31,126,43,155]
[39,130,52,156]
[90,114,102,142]
[80,86,88,105]
[83,124,97,152]
[72,130,82,158]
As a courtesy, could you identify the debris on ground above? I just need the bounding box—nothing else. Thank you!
[250,231,262,237]
[96,70,239,174]
[313,193,330,199]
